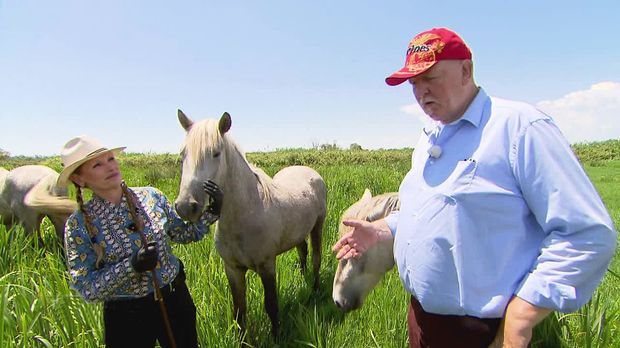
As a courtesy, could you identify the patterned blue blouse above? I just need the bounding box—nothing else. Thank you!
[64,186,217,302]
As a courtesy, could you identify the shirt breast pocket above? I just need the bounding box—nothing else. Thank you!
[447,158,478,193]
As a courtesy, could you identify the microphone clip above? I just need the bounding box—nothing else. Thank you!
[428,145,442,159]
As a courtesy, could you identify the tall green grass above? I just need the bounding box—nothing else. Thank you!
[1,144,619,347]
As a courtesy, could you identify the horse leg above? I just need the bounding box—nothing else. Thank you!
[257,260,279,337]
[0,213,13,229]
[19,211,44,246]
[223,263,248,334]
[0,214,15,244]
[310,216,324,290]
[48,214,67,244]
[295,240,308,274]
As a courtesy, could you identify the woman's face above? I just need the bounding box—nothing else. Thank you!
[71,151,123,193]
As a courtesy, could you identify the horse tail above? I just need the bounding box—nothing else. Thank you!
[23,173,77,215]
[310,211,324,291]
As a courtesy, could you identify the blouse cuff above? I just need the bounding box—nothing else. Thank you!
[200,211,219,226]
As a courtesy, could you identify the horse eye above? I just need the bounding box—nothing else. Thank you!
[213,152,221,158]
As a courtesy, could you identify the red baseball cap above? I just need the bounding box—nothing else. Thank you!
[385,28,472,86]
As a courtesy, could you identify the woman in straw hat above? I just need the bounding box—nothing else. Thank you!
[58,135,222,348]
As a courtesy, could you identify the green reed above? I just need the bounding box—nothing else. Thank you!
[0,148,618,347]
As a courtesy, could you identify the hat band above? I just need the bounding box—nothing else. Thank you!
[86,148,109,157]
[61,147,110,168]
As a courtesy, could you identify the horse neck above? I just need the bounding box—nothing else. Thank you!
[219,146,271,214]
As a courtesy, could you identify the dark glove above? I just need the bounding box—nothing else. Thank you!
[131,241,158,273]
[203,180,223,217]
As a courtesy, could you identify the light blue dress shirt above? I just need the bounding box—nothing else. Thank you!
[385,88,616,318]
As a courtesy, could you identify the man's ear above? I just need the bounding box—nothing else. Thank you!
[462,60,474,84]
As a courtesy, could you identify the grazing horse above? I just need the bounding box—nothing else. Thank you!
[0,165,77,243]
[174,110,327,336]
[332,189,399,312]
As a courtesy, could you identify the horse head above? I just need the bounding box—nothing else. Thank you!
[332,189,399,312]
[175,109,232,222]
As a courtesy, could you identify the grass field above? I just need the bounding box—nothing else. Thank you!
[1,142,619,347]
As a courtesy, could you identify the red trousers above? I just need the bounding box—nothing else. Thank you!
[408,296,501,348]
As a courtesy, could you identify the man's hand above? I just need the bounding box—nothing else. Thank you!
[499,296,552,348]
[203,180,223,216]
[331,218,392,260]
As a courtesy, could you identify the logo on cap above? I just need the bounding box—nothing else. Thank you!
[405,33,445,74]
[385,28,471,86]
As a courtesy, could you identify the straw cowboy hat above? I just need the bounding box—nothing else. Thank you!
[57,135,126,188]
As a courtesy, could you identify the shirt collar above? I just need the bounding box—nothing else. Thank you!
[424,87,489,132]
[457,87,488,128]
[422,87,489,135]
[92,192,128,210]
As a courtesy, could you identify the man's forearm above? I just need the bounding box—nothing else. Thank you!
[502,296,552,348]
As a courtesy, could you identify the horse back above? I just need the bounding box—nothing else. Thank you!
[217,165,326,264]
[5,165,75,216]
[271,165,326,210]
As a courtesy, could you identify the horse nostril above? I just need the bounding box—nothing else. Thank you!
[190,202,200,215]
[334,300,342,309]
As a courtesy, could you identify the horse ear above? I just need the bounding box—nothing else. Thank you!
[361,188,372,202]
[219,112,232,134]
[178,109,193,131]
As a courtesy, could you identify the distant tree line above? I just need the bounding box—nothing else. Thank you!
[0,148,9,161]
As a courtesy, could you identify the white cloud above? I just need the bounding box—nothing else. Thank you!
[399,82,620,144]
[400,103,431,126]
[536,81,620,143]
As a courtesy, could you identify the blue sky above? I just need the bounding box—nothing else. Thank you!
[1,1,619,156]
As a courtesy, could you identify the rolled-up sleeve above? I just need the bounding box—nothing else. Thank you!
[512,118,617,312]
[385,211,400,237]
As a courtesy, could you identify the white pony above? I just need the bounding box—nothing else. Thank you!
[174,110,327,336]
[332,189,399,312]
[0,165,77,243]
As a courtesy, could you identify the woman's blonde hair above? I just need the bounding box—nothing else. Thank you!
[74,181,145,269]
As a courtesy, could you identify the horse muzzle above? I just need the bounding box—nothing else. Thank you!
[174,199,203,222]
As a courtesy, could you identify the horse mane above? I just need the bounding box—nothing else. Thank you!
[23,172,77,215]
[341,192,400,237]
[184,119,272,203]
[365,193,400,222]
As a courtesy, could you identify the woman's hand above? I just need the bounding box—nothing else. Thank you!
[203,180,223,216]
[131,241,158,273]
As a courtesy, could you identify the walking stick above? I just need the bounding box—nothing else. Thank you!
[137,231,177,348]
[124,183,177,348]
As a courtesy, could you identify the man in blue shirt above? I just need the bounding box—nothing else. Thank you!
[332,27,617,348]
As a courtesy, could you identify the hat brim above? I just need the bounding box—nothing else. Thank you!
[56,147,126,188]
[385,61,438,86]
